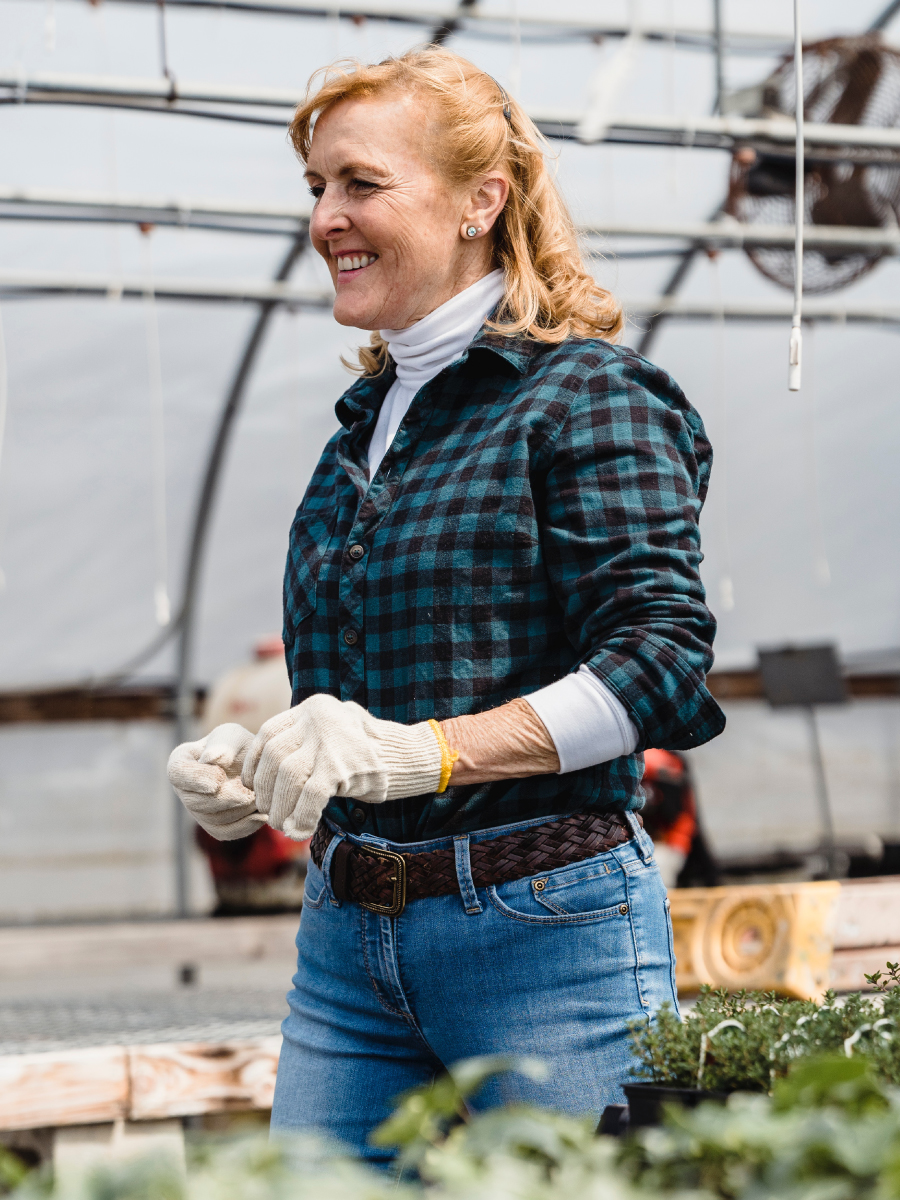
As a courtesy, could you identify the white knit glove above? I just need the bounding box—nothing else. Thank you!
[240,695,447,840]
[167,723,268,841]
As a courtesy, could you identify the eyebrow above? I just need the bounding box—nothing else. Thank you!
[303,160,387,181]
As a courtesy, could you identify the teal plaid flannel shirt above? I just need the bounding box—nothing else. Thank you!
[283,324,725,842]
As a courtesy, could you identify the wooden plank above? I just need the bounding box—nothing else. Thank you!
[0,915,299,979]
[0,1038,280,1131]
[128,1038,281,1120]
[705,670,900,702]
[830,945,900,991]
[0,685,204,724]
[0,672,895,722]
[670,880,841,999]
[834,879,900,949]
[0,1046,128,1131]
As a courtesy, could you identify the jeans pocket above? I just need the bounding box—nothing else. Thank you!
[486,855,631,925]
[663,895,681,1011]
[302,860,327,910]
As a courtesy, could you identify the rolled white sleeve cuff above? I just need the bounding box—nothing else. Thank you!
[523,666,640,774]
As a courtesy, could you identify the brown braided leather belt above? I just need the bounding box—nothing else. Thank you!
[309,810,640,917]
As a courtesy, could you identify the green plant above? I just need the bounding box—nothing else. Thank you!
[629,978,900,1092]
[0,1149,29,1197]
[11,1056,900,1200]
[864,961,900,993]
[622,1056,900,1200]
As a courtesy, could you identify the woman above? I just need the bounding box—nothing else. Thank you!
[168,46,725,1161]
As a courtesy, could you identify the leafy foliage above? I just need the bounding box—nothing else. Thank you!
[622,1056,900,1200]
[13,992,900,1200]
[629,982,900,1091]
[13,1056,900,1200]
[0,1149,30,1197]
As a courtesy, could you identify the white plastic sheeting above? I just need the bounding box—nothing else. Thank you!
[0,0,898,920]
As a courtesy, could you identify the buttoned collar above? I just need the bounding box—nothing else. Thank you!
[334,318,543,432]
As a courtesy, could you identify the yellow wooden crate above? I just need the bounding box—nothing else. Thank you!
[669,881,841,1000]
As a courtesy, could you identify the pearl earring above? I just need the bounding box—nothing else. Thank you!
[465,226,480,238]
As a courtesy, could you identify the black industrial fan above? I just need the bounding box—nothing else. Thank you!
[726,36,900,294]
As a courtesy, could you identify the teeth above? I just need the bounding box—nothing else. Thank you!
[337,254,376,271]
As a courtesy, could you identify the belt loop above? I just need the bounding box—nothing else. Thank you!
[626,811,653,863]
[454,835,483,914]
[320,829,348,907]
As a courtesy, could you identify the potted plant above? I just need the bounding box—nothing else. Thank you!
[611,966,900,1131]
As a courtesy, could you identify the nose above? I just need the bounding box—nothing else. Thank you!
[309,184,351,247]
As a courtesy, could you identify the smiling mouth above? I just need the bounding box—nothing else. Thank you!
[335,253,379,274]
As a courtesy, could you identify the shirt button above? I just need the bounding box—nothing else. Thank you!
[343,628,358,646]
[348,543,365,561]
[352,807,366,826]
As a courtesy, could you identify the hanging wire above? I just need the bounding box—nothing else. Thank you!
[802,325,832,586]
[0,306,8,593]
[508,0,522,98]
[789,0,804,391]
[578,0,644,144]
[44,0,56,53]
[157,0,176,91]
[709,252,735,612]
[141,230,171,627]
[666,0,677,195]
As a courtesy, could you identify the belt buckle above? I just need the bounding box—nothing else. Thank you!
[358,847,407,917]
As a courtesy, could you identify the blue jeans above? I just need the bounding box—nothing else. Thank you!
[271,811,678,1162]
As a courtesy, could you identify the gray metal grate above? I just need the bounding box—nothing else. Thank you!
[0,989,287,1055]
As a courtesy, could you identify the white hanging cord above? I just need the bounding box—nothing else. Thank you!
[0,306,8,593]
[802,326,831,586]
[508,0,522,98]
[789,0,804,391]
[141,231,171,627]
[157,0,176,91]
[578,0,643,144]
[44,0,56,53]
[709,253,735,612]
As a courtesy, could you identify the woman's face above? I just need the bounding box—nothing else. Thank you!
[305,92,506,331]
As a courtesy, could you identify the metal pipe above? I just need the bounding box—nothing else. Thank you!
[806,707,837,878]
[636,249,700,357]
[4,72,900,161]
[4,191,900,252]
[429,0,476,46]
[1,271,897,323]
[625,297,900,322]
[41,0,797,53]
[869,0,900,32]
[170,232,308,915]
[0,269,330,305]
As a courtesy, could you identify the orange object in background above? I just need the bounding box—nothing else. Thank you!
[641,748,718,889]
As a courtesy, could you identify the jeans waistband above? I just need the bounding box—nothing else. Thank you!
[323,807,649,859]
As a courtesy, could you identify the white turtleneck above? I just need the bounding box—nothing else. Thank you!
[368,269,506,482]
[365,269,638,775]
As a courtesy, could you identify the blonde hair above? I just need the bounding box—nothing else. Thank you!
[289,46,623,375]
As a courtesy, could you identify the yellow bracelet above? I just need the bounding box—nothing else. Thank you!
[428,719,459,794]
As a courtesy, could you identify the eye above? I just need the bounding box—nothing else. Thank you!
[308,184,325,199]
[350,178,378,194]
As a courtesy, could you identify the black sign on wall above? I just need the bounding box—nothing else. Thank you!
[758,644,848,709]
[756,643,847,879]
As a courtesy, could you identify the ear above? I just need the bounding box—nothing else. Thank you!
[464,173,509,236]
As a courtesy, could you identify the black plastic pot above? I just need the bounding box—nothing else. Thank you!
[622,1083,728,1129]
